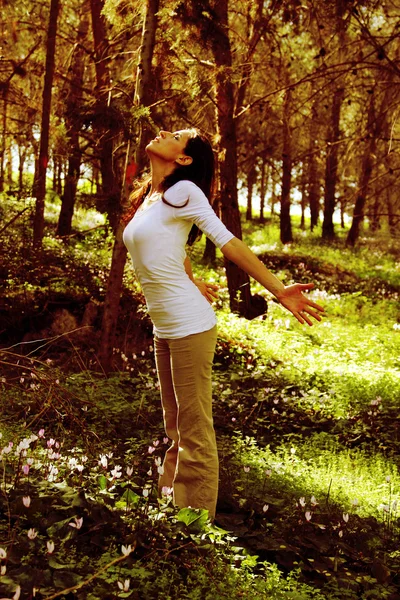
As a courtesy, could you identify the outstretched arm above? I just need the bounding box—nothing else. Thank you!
[220,237,324,325]
[184,256,219,304]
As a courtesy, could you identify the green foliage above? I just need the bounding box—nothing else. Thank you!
[1,205,400,598]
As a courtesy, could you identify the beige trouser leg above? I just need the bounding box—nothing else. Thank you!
[154,326,218,519]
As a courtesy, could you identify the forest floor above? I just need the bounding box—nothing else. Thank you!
[0,195,400,599]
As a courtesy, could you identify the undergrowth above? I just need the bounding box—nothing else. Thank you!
[0,197,400,598]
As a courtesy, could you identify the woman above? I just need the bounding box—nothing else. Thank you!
[123,128,324,520]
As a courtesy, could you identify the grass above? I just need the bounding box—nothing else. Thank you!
[0,198,400,598]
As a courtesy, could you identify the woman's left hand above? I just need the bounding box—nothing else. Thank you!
[277,283,324,326]
[194,279,219,304]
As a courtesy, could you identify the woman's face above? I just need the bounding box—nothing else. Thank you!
[146,129,193,163]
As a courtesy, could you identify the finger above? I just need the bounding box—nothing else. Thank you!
[297,283,315,292]
[303,308,323,321]
[305,300,324,312]
[207,290,219,299]
[296,311,313,326]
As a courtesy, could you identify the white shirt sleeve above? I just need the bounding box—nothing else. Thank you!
[163,180,235,248]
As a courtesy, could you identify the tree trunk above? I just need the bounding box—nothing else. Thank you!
[57,10,89,236]
[98,0,159,372]
[271,177,277,216]
[346,96,376,247]
[210,0,266,318]
[322,87,344,240]
[300,161,307,230]
[259,160,268,223]
[387,188,395,236]
[246,166,256,221]
[6,145,12,186]
[0,93,7,193]
[203,195,218,264]
[32,0,60,249]
[308,97,320,231]
[18,145,26,196]
[280,87,293,244]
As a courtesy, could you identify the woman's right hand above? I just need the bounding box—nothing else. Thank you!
[194,279,219,304]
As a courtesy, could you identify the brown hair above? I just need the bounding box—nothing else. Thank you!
[122,130,215,245]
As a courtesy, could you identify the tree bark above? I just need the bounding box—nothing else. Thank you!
[98,0,159,372]
[308,97,320,231]
[346,96,376,247]
[32,0,60,249]
[246,165,256,221]
[280,87,293,244]
[259,160,268,223]
[57,8,89,236]
[210,0,265,317]
[322,87,344,240]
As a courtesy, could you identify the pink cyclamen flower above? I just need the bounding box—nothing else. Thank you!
[38,429,45,437]
[126,466,134,477]
[299,497,306,507]
[117,579,130,592]
[121,544,132,556]
[47,540,55,554]
[0,548,6,559]
[161,486,173,497]
[305,511,312,521]
[343,513,349,523]
[22,464,30,475]
[27,528,37,540]
[0,564,6,575]
[163,437,169,444]
[243,466,250,473]
[263,504,269,513]
[142,489,149,498]
[22,496,31,508]
[148,446,155,454]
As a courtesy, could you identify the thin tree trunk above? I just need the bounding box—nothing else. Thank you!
[6,145,12,185]
[211,0,265,318]
[0,93,7,193]
[308,98,320,231]
[57,9,89,236]
[300,160,307,230]
[246,166,256,221]
[322,87,344,240]
[98,0,159,372]
[280,87,293,244]
[387,188,395,236]
[32,0,60,249]
[18,145,26,196]
[271,177,277,216]
[346,96,376,247]
[259,160,268,223]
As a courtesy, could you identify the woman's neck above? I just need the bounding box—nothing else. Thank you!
[149,157,176,195]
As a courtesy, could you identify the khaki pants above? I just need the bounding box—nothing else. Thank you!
[154,325,218,519]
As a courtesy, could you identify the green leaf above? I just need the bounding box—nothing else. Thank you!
[49,558,76,570]
[98,475,108,490]
[53,570,82,589]
[46,516,74,538]
[122,488,140,506]
[177,508,209,531]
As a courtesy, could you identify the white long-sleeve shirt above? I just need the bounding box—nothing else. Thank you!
[123,180,234,338]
